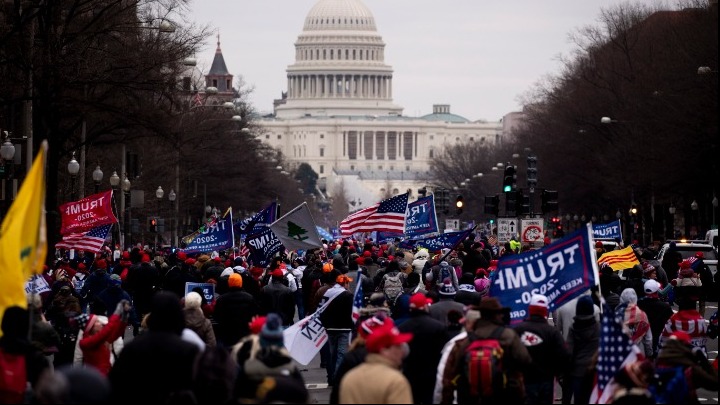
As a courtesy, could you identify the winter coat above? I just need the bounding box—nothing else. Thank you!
[339,353,413,404]
[656,339,719,394]
[79,314,127,376]
[213,289,259,347]
[183,307,216,348]
[259,281,296,326]
[658,309,709,357]
[512,315,571,383]
[428,298,465,329]
[566,317,599,377]
[330,344,368,404]
[637,296,674,356]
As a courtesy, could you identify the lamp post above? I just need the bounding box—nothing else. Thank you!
[668,204,676,239]
[67,152,80,200]
[109,170,120,255]
[122,173,131,249]
[1,135,16,216]
[690,200,699,238]
[155,186,164,249]
[92,164,103,194]
[168,189,177,247]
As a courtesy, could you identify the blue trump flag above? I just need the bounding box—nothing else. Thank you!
[316,226,333,242]
[592,219,622,240]
[405,195,438,238]
[245,227,284,267]
[404,229,473,252]
[182,211,234,254]
[234,201,277,238]
[489,223,599,325]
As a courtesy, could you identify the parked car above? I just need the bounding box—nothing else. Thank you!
[657,240,717,277]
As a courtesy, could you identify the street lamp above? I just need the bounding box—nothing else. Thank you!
[600,116,617,124]
[92,164,103,194]
[154,186,164,249]
[109,170,120,251]
[67,152,80,200]
[616,209,622,219]
[168,189,177,247]
[121,173,131,248]
[1,135,16,214]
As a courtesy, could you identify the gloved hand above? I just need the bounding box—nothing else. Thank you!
[114,299,132,323]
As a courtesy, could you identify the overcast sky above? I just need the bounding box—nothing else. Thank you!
[188,0,661,122]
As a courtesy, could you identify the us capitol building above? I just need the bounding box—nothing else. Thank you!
[205,0,521,209]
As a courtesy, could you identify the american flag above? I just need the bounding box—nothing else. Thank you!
[589,303,641,404]
[351,274,364,323]
[340,193,408,236]
[55,224,112,254]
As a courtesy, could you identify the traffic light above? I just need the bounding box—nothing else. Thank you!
[505,190,518,214]
[455,195,464,214]
[502,165,517,192]
[541,189,558,213]
[630,203,638,216]
[149,217,157,233]
[484,195,500,216]
[551,216,564,238]
[519,193,530,215]
[526,154,538,190]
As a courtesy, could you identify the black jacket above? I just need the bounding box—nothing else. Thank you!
[512,315,571,382]
[319,290,354,330]
[398,311,449,404]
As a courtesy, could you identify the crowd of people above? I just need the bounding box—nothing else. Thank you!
[0,234,718,404]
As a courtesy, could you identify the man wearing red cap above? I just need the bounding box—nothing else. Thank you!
[338,319,413,404]
[259,269,295,327]
[397,293,448,404]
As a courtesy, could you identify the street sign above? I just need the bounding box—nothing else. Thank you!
[445,218,460,232]
[520,218,545,243]
[497,218,518,243]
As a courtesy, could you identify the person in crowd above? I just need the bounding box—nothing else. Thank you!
[564,295,600,405]
[428,280,465,329]
[617,288,653,358]
[26,293,61,369]
[397,293,448,404]
[412,249,430,274]
[76,300,132,376]
[512,294,570,404]
[183,291,216,348]
[637,279,674,358]
[108,291,200,404]
[474,268,491,297]
[659,293,709,357]
[454,272,481,306]
[338,318,414,404]
[213,272,259,349]
[655,331,718,402]
[33,364,111,404]
[0,306,50,404]
[691,252,714,315]
[259,268,296,327]
[319,273,355,386]
[440,297,532,404]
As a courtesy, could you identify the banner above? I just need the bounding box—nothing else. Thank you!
[234,201,277,238]
[405,195,438,237]
[184,282,216,304]
[489,223,599,325]
[402,229,472,251]
[25,274,51,295]
[59,190,117,235]
[269,203,323,251]
[245,227,284,267]
[592,219,622,240]
[181,211,234,254]
[283,312,328,365]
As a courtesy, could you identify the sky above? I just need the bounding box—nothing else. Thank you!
[188,0,661,122]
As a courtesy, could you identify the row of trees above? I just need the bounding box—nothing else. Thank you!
[432,0,718,241]
[0,0,306,250]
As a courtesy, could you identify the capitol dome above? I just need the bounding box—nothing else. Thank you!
[304,0,377,31]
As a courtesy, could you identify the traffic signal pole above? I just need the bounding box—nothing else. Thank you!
[527,154,537,217]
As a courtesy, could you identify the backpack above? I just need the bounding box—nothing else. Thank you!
[0,348,27,404]
[436,263,452,287]
[649,365,693,404]
[461,327,506,400]
[382,273,404,303]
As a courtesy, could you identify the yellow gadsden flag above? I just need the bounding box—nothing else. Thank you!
[597,246,640,271]
[0,141,48,333]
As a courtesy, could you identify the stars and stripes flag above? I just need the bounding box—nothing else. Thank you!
[55,224,112,254]
[340,193,409,236]
[589,303,642,404]
[351,274,364,323]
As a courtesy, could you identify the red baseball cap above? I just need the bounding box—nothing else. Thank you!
[409,293,431,311]
[365,323,413,353]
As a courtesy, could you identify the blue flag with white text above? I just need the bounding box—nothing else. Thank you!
[245,227,284,267]
[405,195,438,237]
[402,229,472,251]
[592,219,622,240]
[234,202,277,238]
[489,223,599,325]
[182,211,234,254]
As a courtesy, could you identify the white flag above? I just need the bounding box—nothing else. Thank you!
[269,202,323,251]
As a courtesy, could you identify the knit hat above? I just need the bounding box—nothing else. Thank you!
[95,259,107,269]
[409,293,430,311]
[109,273,122,287]
[336,274,352,284]
[642,262,656,275]
[184,291,203,309]
[438,280,457,296]
[220,267,234,277]
[233,266,247,274]
[260,313,285,348]
[322,262,333,273]
[575,295,595,320]
[528,293,549,318]
[679,260,695,278]
[228,273,243,289]
[643,279,661,295]
[695,251,704,259]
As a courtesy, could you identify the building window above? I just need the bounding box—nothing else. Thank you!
[429,148,434,158]
[456,137,460,142]
[265,134,270,139]
[319,147,324,157]
[378,165,383,170]
[429,135,434,140]
[320,133,324,139]
[319,165,324,174]
[469,137,474,142]
[406,166,410,171]
[390,166,394,171]
[350,165,355,171]
[226,79,231,89]
[392,188,399,195]
[278,135,282,140]
[212,79,218,87]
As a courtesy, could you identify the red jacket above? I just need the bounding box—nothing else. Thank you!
[79,314,126,375]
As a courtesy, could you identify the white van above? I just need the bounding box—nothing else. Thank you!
[706,229,718,249]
